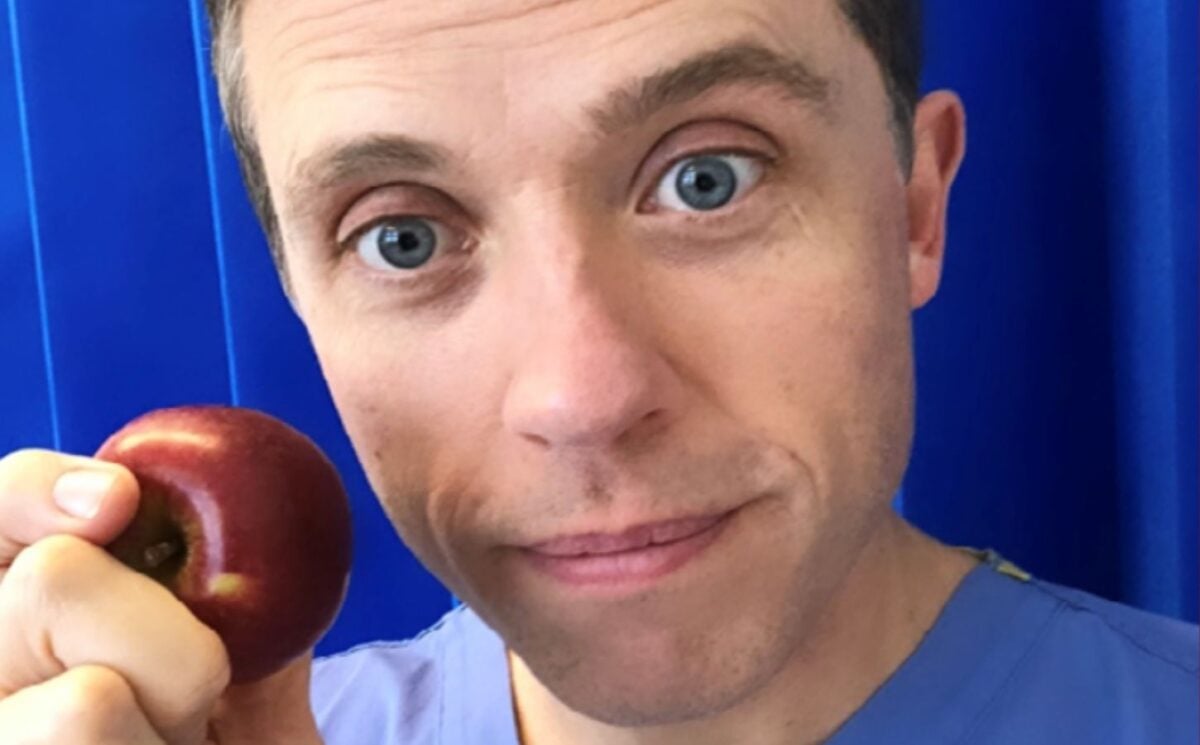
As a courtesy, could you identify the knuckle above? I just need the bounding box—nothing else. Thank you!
[152,625,230,734]
[54,666,140,737]
[62,665,137,715]
[189,624,233,699]
[7,534,99,600]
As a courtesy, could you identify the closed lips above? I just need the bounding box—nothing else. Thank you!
[527,514,729,557]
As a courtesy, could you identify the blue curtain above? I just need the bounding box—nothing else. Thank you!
[907,0,1197,623]
[1102,0,1198,623]
[1,0,1194,662]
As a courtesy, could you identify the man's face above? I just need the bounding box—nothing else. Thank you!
[241,0,930,725]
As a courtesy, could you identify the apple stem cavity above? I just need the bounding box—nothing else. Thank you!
[143,539,183,570]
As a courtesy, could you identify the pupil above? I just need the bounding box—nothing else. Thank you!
[676,156,737,210]
[398,232,420,252]
[377,218,436,269]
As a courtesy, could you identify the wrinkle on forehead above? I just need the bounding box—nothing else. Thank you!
[242,0,862,211]
[249,0,667,65]
[244,0,700,152]
[243,0,845,119]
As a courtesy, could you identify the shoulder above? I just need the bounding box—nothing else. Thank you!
[1031,578,1198,677]
[973,575,1198,743]
[309,606,473,745]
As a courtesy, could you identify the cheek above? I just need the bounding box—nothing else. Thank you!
[301,305,498,570]
[659,195,913,502]
[314,325,431,499]
[777,213,913,501]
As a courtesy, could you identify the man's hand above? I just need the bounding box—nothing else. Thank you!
[0,449,324,745]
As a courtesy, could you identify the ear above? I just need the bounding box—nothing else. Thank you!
[906,90,967,309]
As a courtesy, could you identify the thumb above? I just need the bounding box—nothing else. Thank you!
[0,449,139,568]
[208,653,323,745]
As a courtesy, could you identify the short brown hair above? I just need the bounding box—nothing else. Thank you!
[204,0,922,280]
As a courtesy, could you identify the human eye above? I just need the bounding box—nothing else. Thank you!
[347,215,460,273]
[647,153,765,213]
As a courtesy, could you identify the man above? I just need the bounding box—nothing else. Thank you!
[0,0,1194,743]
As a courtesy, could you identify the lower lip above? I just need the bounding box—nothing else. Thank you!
[521,512,734,588]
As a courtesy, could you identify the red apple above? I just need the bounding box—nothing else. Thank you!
[95,405,353,684]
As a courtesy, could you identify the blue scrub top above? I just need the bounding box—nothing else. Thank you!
[311,555,1199,744]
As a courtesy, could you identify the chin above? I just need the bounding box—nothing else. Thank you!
[547,642,782,728]
[507,595,800,728]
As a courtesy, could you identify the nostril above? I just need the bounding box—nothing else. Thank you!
[626,407,670,440]
[521,432,552,448]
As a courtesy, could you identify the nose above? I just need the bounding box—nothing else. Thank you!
[501,276,677,450]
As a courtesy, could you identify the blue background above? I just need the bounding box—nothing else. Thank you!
[1,0,1195,658]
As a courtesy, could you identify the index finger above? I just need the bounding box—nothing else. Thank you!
[0,449,140,568]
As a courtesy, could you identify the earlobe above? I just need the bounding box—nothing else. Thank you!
[906,91,967,309]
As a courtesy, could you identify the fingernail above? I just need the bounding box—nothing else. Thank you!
[52,470,116,519]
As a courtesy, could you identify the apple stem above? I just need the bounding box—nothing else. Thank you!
[143,540,182,570]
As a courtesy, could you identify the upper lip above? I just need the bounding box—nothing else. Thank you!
[524,511,732,557]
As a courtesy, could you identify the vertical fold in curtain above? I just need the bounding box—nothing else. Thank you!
[1102,0,1198,621]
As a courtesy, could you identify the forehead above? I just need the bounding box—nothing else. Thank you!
[241,0,845,68]
[238,0,859,189]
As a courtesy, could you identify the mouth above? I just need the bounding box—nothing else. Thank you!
[519,510,737,588]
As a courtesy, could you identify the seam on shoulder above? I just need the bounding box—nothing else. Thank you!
[955,601,1066,743]
[314,604,469,666]
[1028,581,1198,676]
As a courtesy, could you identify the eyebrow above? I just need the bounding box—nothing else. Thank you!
[286,134,449,218]
[587,40,834,136]
[284,41,832,215]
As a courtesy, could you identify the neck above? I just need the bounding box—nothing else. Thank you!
[509,514,977,745]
